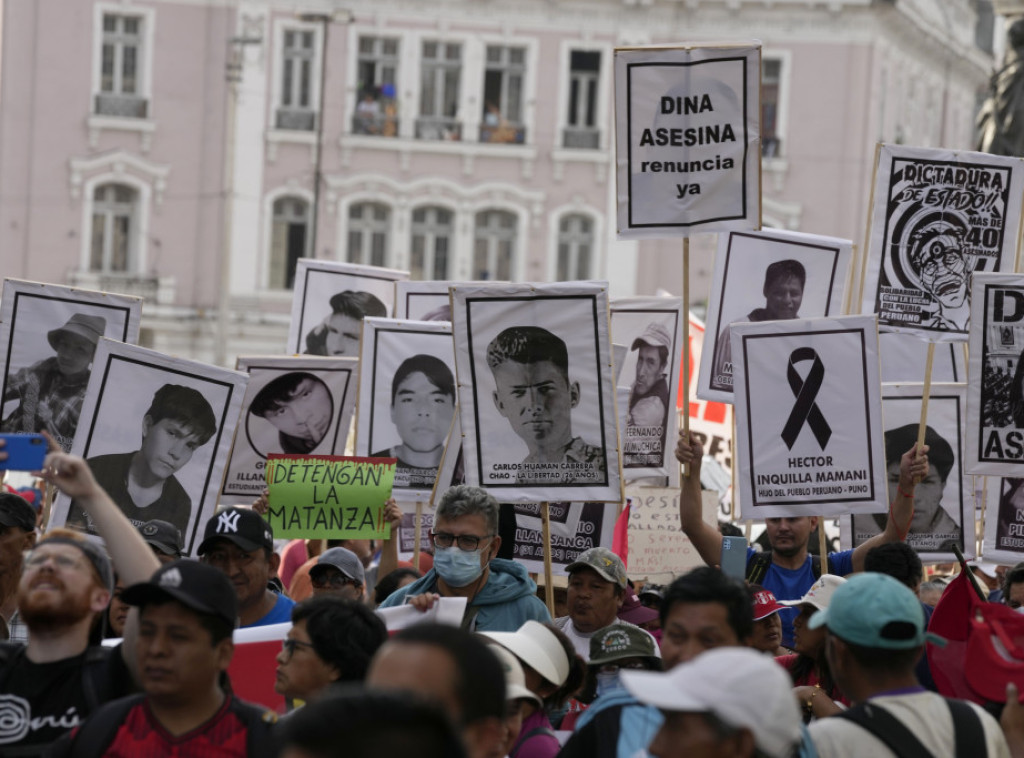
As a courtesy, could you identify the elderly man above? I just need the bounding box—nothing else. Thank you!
[367,623,506,758]
[379,485,549,631]
[0,492,37,641]
[197,506,295,627]
[622,647,803,758]
[676,431,924,648]
[309,546,365,601]
[807,573,1009,757]
[554,546,657,659]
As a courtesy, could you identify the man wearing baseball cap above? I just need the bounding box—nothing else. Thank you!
[627,321,671,432]
[620,647,803,758]
[0,491,38,641]
[198,506,295,627]
[555,547,657,660]
[60,560,278,756]
[807,572,1009,757]
[136,519,183,564]
[309,546,365,601]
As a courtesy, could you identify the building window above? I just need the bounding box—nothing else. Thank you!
[269,197,309,289]
[557,214,593,280]
[480,46,526,144]
[473,210,516,280]
[762,59,782,158]
[354,36,399,136]
[347,202,392,267]
[90,183,137,273]
[564,51,600,149]
[417,41,462,140]
[277,29,317,131]
[96,14,148,118]
[410,206,454,280]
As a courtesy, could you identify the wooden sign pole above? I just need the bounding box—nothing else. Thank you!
[541,502,555,617]
[915,343,936,482]
[682,237,691,477]
[413,500,423,569]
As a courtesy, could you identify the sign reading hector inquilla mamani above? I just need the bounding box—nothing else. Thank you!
[614,44,761,239]
[731,315,887,518]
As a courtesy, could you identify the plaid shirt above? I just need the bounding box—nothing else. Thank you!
[2,357,89,449]
[6,608,27,642]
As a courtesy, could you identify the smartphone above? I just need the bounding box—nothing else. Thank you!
[720,535,748,581]
[0,434,48,471]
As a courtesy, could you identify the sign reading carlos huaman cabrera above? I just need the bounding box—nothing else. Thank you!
[861,144,1024,341]
[731,315,887,518]
[451,282,623,504]
[697,229,853,404]
[219,356,359,505]
[614,44,761,239]
[966,273,1024,475]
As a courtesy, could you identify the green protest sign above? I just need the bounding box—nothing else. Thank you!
[265,454,396,539]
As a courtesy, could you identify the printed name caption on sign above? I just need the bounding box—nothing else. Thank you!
[264,454,396,539]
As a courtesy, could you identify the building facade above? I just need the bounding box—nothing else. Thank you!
[0,0,994,366]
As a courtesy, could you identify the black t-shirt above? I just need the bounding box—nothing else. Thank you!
[0,643,131,757]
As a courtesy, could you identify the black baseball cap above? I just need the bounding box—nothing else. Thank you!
[122,559,238,628]
[197,507,274,555]
[0,492,36,533]
[137,520,184,557]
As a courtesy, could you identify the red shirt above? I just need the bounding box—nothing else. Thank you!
[101,695,250,757]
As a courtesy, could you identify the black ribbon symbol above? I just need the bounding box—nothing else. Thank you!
[781,347,832,450]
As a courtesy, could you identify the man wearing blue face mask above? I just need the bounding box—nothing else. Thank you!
[378,485,551,631]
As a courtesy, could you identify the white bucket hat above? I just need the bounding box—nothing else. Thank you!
[482,620,570,687]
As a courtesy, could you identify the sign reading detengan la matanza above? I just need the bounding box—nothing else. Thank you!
[614,44,761,239]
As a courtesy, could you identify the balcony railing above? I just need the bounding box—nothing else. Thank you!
[275,108,316,132]
[351,113,399,137]
[479,121,525,144]
[68,270,174,304]
[562,127,600,149]
[415,116,462,141]
[94,93,148,119]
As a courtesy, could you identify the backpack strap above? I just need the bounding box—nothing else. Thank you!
[510,726,558,758]
[229,696,279,758]
[811,553,822,579]
[835,701,933,758]
[61,694,144,758]
[745,551,772,584]
[948,699,986,758]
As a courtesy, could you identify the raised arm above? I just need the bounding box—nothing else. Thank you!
[675,431,725,568]
[851,443,928,572]
[373,498,404,593]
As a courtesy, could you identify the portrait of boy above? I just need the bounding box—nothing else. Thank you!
[67,383,217,534]
[304,291,387,357]
[248,372,333,455]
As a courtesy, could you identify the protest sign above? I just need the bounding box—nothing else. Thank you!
[842,383,974,561]
[511,502,617,575]
[614,44,761,238]
[264,454,395,539]
[683,312,732,475]
[879,333,965,383]
[49,340,248,556]
[286,259,408,355]
[451,282,622,503]
[982,477,1024,564]
[393,280,505,321]
[861,144,1024,341]
[0,279,143,451]
[610,297,684,480]
[698,229,852,403]
[967,273,1024,475]
[627,487,716,582]
[732,315,886,518]
[354,318,457,500]
[220,356,358,505]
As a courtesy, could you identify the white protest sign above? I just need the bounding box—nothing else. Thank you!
[982,478,1024,565]
[614,44,761,239]
[861,144,1024,341]
[732,315,887,518]
[967,273,1024,475]
[627,487,716,582]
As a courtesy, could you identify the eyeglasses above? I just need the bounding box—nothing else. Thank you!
[311,572,358,590]
[281,638,317,660]
[202,548,258,568]
[429,531,493,552]
[24,551,86,572]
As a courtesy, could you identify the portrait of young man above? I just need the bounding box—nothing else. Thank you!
[248,372,334,455]
[305,291,387,357]
[67,383,217,535]
[485,326,605,484]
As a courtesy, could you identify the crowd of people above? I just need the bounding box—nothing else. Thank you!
[1,431,1024,758]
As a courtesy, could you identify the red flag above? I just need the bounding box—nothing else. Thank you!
[612,500,631,569]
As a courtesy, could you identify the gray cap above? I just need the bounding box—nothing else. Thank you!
[311,547,365,585]
[137,520,183,557]
[566,547,628,589]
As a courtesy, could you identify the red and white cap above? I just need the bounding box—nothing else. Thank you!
[752,589,785,621]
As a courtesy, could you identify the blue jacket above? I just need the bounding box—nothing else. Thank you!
[379,558,551,631]
[560,688,662,758]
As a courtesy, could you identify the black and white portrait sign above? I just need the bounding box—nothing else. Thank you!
[843,383,974,561]
[394,280,504,322]
[879,333,965,383]
[0,279,142,451]
[286,259,408,356]
[511,502,618,575]
[614,44,761,239]
[355,318,457,500]
[966,273,1024,475]
[697,229,852,404]
[982,477,1024,565]
[451,282,622,503]
[49,340,248,556]
[219,356,358,504]
[610,296,683,480]
[861,144,1024,340]
[732,315,887,517]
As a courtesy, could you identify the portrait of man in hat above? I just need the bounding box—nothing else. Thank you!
[627,321,672,429]
[1,312,106,448]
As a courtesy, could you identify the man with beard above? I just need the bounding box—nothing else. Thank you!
[676,431,923,650]
[0,440,160,756]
